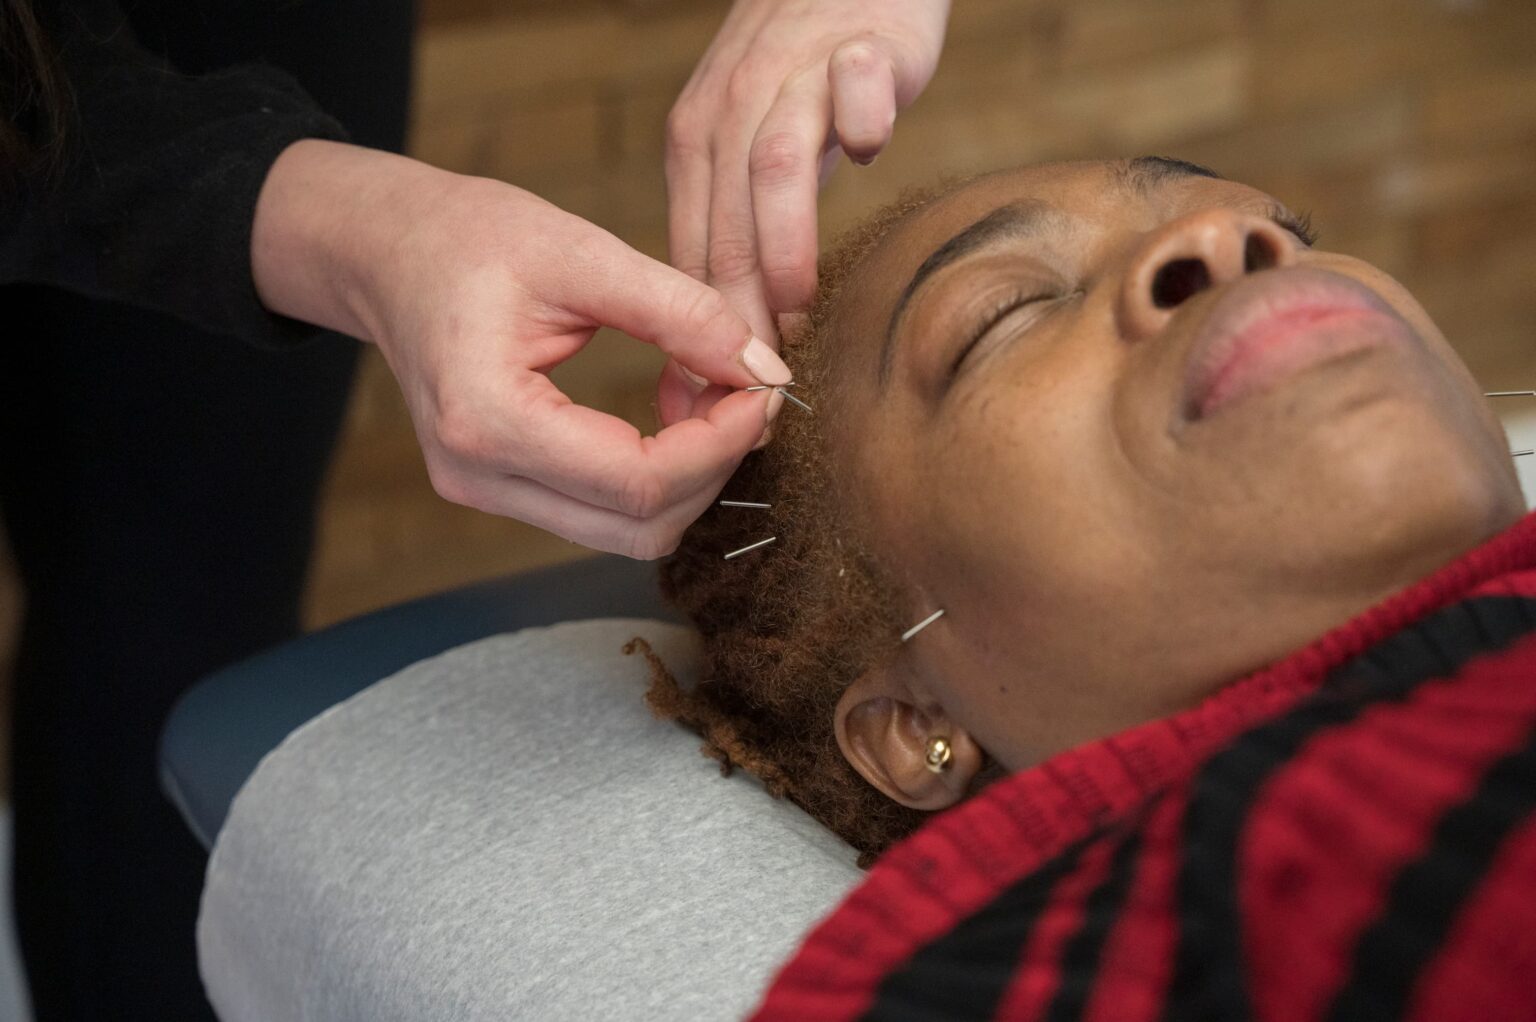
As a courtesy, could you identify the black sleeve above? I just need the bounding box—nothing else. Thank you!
[0,0,350,347]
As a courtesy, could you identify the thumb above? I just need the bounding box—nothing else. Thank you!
[572,234,793,388]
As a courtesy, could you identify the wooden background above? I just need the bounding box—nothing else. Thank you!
[0,0,1534,770]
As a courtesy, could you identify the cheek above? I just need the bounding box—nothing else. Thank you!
[903,345,1154,620]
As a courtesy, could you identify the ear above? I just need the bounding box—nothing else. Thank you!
[833,662,983,812]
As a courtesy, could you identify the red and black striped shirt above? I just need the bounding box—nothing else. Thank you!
[755,511,1536,1022]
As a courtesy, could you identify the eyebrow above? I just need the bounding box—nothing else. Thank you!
[880,202,1050,384]
[1118,155,1223,192]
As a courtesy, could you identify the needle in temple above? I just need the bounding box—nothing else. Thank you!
[900,609,946,643]
[719,500,772,509]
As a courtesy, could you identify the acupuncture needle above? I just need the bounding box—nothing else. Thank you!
[746,384,813,414]
[724,536,777,560]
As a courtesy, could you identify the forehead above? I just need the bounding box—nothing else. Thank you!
[831,161,1276,336]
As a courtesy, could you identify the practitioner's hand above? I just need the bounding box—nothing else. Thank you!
[668,0,949,323]
[657,0,949,424]
[251,140,790,559]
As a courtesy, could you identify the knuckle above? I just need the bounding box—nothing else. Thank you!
[832,38,884,76]
[664,108,705,163]
[425,461,474,507]
[706,233,760,283]
[724,65,759,108]
[624,525,681,562]
[670,284,729,335]
[749,130,806,185]
[434,409,488,464]
[615,470,669,520]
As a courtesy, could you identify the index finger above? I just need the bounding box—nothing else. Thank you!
[499,370,772,517]
[749,70,830,314]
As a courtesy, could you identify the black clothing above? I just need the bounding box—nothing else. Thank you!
[0,0,414,1017]
[1,0,383,347]
[1,286,360,1020]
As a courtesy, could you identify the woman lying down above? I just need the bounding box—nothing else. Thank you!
[638,156,1536,1020]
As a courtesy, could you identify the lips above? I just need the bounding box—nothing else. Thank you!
[1183,269,1408,421]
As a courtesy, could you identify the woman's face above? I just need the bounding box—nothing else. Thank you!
[824,159,1526,774]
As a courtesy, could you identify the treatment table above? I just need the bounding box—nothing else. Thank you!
[159,556,862,1020]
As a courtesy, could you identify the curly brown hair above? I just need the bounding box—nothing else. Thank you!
[632,184,967,867]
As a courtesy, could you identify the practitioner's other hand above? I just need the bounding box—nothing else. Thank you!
[657,0,949,425]
[251,140,790,559]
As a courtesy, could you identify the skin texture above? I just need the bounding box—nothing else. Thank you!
[825,161,1528,811]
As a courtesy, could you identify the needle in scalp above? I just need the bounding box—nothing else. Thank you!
[724,536,777,559]
[746,382,812,413]
[778,388,813,414]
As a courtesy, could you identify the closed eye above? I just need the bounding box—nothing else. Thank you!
[951,290,1056,376]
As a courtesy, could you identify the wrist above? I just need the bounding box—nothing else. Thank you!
[250,139,460,343]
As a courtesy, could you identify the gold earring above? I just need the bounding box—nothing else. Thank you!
[925,736,953,774]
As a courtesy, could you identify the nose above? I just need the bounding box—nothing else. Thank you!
[1118,209,1299,342]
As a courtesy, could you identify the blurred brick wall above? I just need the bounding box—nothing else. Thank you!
[1,0,1533,657]
[307,0,1536,626]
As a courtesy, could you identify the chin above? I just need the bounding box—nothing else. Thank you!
[1283,394,1527,591]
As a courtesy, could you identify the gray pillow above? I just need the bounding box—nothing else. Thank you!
[198,619,863,1021]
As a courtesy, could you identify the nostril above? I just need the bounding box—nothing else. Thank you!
[1150,258,1211,309]
[1244,232,1279,274]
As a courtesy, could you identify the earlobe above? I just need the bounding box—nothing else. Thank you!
[834,667,983,812]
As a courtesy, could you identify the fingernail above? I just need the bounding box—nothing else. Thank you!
[853,154,877,167]
[680,364,709,393]
[740,337,793,386]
